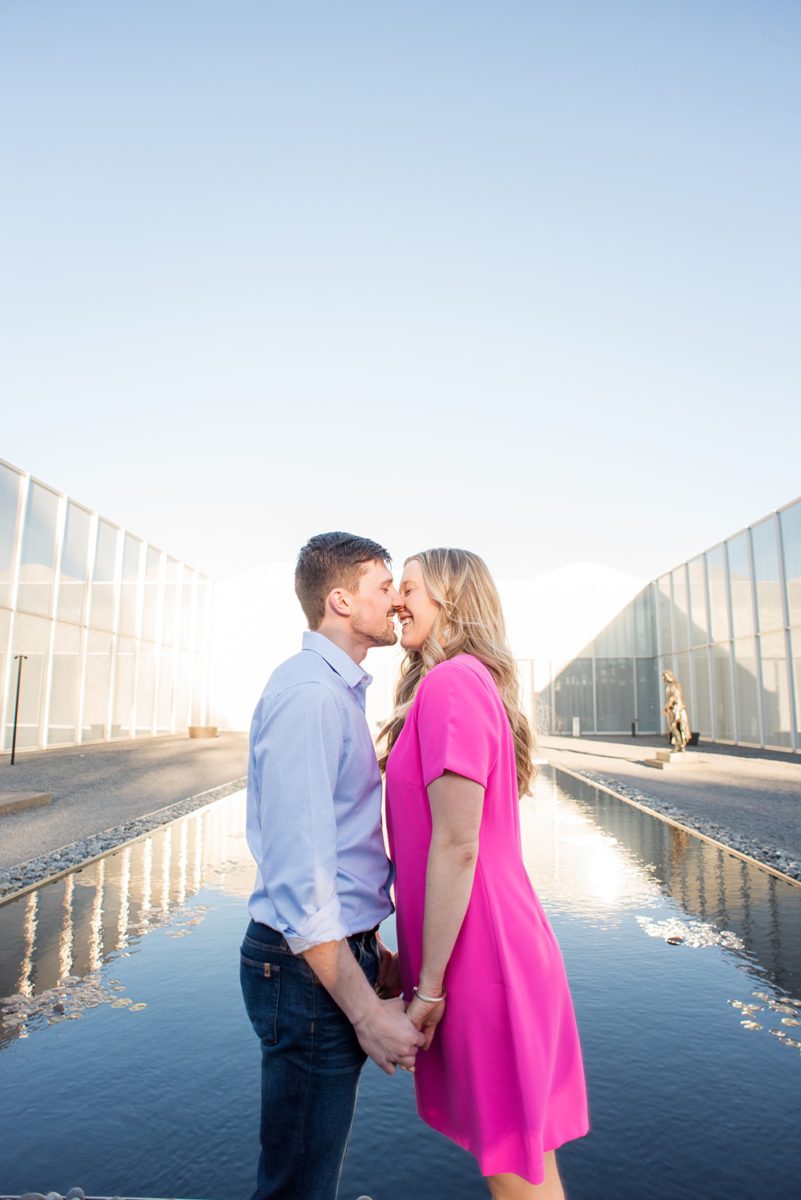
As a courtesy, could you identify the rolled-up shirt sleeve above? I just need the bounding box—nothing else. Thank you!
[251,681,349,953]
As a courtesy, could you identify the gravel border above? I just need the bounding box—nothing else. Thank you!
[0,777,247,905]
[552,764,801,886]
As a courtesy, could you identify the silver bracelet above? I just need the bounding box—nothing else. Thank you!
[413,985,446,1004]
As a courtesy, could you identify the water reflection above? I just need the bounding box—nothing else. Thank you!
[0,794,251,1047]
[521,773,663,918]
[2,771,801,1198]
[540,769,801,999]
[2,772,801,1058]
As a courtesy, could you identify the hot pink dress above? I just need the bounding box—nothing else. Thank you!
[385,654,589,1184]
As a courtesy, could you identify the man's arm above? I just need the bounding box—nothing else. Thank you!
[253,682,350,949]
[303,941,423,1074]
[253,683,422,1072]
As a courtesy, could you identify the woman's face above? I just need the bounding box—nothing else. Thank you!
[397,559,441,652]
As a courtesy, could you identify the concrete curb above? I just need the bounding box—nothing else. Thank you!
[0,792,53,817]
[0,776,247,907]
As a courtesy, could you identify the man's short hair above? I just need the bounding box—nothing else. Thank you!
[295,532,391,629]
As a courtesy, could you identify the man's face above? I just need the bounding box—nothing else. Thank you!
[349,560,402,648]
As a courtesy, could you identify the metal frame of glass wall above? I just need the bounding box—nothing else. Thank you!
[545,495,801,752]
[0,457,210,752]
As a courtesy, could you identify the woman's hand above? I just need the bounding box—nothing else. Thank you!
[406,993,446,1051]
[375,938,403,999]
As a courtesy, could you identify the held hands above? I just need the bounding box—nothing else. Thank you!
[406,990,446,1052]
[354,997,424,1076]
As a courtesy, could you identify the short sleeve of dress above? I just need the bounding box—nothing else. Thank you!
[416,660,496,789]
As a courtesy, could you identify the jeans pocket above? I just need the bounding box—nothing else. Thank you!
[240,955,282,1045]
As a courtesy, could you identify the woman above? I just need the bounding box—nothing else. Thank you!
[380,549,588,1200]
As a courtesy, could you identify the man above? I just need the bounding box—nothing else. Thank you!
[241,531,424,1200]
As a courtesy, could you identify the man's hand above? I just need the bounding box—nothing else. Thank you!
[353,997,425,1075]
[375,939,403,999]
[406,993,446,1052]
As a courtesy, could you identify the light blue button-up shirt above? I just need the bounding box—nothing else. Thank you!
[246,631,394,953]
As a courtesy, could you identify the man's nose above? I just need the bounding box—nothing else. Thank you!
[388,587,402,608]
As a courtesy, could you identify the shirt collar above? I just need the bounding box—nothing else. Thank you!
[302,631,373,690]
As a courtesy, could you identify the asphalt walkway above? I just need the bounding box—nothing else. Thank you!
[0,734,248,873]
[540,733,801,877]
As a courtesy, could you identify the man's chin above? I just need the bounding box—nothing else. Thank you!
[368,628,398,648]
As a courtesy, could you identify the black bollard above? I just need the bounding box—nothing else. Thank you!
[9,654,27,766]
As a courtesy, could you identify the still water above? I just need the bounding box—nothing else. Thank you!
[1,767,800,1200]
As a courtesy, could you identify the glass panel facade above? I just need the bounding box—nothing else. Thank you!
[0,608,9,730]
[751,517,783,634]
[175,651,192,729]
[156,650,176,731]
[83,630,112,740]
[191,652,207,725]
[162,557,179,648]
[691,647,712,736]
[5,613,50,749]
[671,566,690,652]
[595,658,635,733]
[728,531,755,639]
[0,459,208,751]
[142,547,161,642]
[18,482,59,617]
[538,500,801,751]
[635,658,659,732]
[49,622,81,744]
[706,545,730,643]
[112,636,137,739]
[687,556,708,644]
[119,535,142,637]
[553,656,595,734]
[180,568,194,650]
[733,637,759,744]
[136,646,156,734]
[711,643,735,740]
[790,627,801,744]
[0,462,22,610]
[656,575,672,654]
[58,503,91,624]
[90,520,119,632]
[634,587,656,657]
[782,501,801,627]
[760,631,792,747]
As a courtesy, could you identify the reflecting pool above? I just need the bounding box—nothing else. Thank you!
[0,767,800,1199]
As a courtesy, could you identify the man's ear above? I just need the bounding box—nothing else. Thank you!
[326,588,351,618]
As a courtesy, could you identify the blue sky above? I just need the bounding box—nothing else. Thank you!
[2,1,799,582]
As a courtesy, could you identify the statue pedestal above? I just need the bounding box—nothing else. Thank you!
[644,748,696,770]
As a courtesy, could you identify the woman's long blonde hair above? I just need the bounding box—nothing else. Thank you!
[378,548,536,797]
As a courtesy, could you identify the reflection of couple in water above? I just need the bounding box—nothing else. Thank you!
[240,533,588,1200]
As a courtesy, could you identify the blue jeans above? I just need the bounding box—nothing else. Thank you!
[240,919,380,1200]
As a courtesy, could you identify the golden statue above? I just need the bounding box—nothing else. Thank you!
[662,670,691,751]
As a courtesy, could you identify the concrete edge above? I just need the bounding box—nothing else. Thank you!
[0,776,247,909]
[0,792,53,816]
[549,761,801,892]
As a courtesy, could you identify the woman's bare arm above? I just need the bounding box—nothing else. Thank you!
[407,770,484,1046]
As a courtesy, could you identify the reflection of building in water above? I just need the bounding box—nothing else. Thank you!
[541,495,801,751]
[0,793,251,1037]
[552,771,801,996]
[521,773,662,918]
